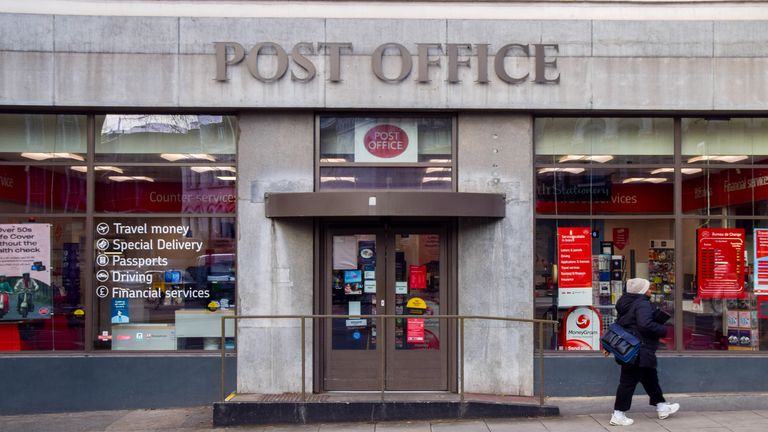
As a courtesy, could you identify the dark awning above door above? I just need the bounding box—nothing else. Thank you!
[265,191,505,218]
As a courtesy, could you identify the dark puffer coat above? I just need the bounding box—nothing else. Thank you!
[615,293,668,369]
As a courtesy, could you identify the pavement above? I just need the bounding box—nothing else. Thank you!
[2,393,768,432]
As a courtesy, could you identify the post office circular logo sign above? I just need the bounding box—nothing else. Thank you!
[364,124,409,159]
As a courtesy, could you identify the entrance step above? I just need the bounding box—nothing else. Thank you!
[213,393,559,426]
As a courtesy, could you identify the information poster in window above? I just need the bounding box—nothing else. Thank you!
[754,228,768,296]
[557,227,593,307]
[0,224,52,321]
[406,318,425,343]
[697,228,745,299]
[408,265,427,289]
[562,306,602,351]
[354,120,418,163]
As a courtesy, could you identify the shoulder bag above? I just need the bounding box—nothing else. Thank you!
[601,323,641,363]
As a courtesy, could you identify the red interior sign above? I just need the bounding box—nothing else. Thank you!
[697,228,745,299]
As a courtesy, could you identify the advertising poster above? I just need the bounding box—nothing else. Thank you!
[406,318,425,343]
[754,228,768,295]
[111,298,130,323]
[697,228,745,299]
[408,265,427,289]
[562,306,602,350]
[0,224,52,321]
[354,120,418,163]
[557,227,593,307]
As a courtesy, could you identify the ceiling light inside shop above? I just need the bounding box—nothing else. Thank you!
[650,168,703,175]
[558,155,614,163]
[425,167,451,174]
[71,166,125,173]
[687,155,748,163]
[422,177,451,182]
[108,176,155,182]
[160,153,216,162]
[537,168,586,174]
[622,177,667,184]
[320,176,356,183]
[191,166,236,173]
[21,152,85,161]
[216,176,237,181]
[321,158,349,163]
[428,159,452,163]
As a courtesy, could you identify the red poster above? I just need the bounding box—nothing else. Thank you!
[697,228,745,299]
[613,228,629,250]
[557,227,593,307]
[408,265,427,289]
[406,318,425,343]
[755,229,768,296]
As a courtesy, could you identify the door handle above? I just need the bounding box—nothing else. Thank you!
[380,299,385,307]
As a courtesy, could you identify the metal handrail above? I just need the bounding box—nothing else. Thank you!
[220,314,559,406]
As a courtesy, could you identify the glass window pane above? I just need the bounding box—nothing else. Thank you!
[94,166,236,214]
[535,219,676,351]
[0,114,86,162]
[319,116,452,163]
[0,165,86,213]
[683,118,768,165]
[0,218,86,351]
[395,233,440,351]
[319,167,452,191]
[331,234,377,350]
[682,168,761,216]
[682,219,764,351]
[535,118,673,164]
[96,115,236,163]
[93,216,236,351]
[536,168,673,215]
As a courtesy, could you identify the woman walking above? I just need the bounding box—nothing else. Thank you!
[610,278,680,426]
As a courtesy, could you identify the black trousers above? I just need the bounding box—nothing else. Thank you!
[613,363,666,411]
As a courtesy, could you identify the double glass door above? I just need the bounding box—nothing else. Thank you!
[323,225,448,391]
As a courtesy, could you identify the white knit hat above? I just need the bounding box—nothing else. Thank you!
[626,278,650,295]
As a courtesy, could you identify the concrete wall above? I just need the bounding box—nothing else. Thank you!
[457,114,534,395]
[236,112,315,393]
[3,14,768,110]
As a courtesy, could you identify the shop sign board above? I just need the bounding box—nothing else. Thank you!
[754,228,768,296]
[0,224,52,321]
[557,227,593,307]
[354,120,418,163]
[697,228,745,299]
[562,306,602,350]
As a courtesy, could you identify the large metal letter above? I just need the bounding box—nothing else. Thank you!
[416,43,442,83]
[447,44,471,83]
[319,42,353,82]
[291,42,316,82]
[494,43,529,84]
[214,42,245,81]
[245,42,289,83]
[475,44,490,84]
[372,43,412,83]
[534,44,560,84]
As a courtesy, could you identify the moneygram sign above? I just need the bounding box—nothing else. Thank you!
[563,306,602,351]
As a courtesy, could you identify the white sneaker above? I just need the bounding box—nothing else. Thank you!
[657,402,680,419]
[610,411,634,426]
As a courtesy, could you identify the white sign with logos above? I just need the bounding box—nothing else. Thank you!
[563,306,602,351]
[354,120,418,163]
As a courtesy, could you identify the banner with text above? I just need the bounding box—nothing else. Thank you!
[697,228,745,299]
[0,224,52,321]
[557,227,593,307]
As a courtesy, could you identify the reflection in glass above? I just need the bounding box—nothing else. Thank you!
[395,234,440,351]
[535,118,674,164]
[319,167,452,191]
[682,168,764,216]
[0,166,86,214]
[683,118,768,165]
[96,115,236,163]
[94,166,236,213]
[0,114,86,162]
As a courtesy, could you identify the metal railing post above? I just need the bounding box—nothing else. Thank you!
[538,321,545,406]
[380,316,386,402]
[301,316,306,401]
[220,316,227,401]
[460,317,465,403]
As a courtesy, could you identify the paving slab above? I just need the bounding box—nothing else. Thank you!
[106,408,207,431]
[429,419,490,432]
[639,411,725,431]
[484,418,550,432]
[1,410,129,432]
[701,410,768,427]
[373,420,431,432]
[539,415,605,432]
[318,422,375,432]
[591,413,668,432]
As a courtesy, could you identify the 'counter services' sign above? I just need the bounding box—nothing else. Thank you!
[697,228,745,299]
[557,227,593,307]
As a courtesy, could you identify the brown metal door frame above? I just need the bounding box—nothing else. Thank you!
[316,218,456,392]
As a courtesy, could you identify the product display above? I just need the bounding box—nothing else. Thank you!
[648,239,675,308]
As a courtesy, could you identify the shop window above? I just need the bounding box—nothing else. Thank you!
[681,219,766,351]
[0,114,86,162]
[683,118,768,165]
[318,116,453,190]
[535,117,673,165]
[0,217,86,351]
[0,165,86,214]
[93,216,236,351]
[535,219,676,352]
